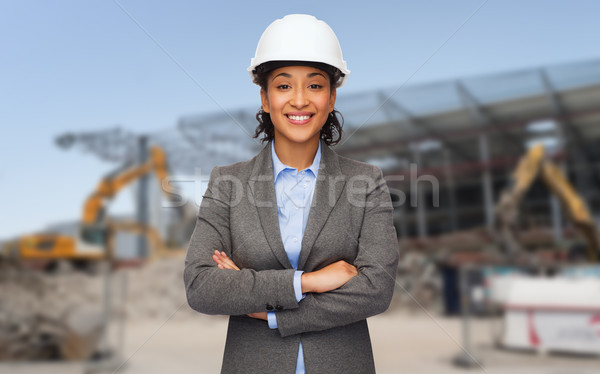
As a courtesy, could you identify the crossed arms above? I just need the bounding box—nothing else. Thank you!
[183,166,399,338]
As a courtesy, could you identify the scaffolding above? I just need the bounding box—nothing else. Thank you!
[57,57,600,243]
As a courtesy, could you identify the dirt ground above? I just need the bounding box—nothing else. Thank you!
[2,308,599,374]
[114,309,600,374]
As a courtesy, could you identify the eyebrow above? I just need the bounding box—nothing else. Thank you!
[271,72,327,81]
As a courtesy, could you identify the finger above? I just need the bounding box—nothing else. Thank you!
[219,252,240,270]
[220,260,237,270]
[212,250,240,270]
[219,262,236,270]
[213,251,232,267]
[213,251,224,261]
[223,258,240,271]
[218,251,235,265]
[212,254,224,265]
[247,312,266,320]
[214,255,237,270]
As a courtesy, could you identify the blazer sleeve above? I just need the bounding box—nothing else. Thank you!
[273,167,400,338]
[183,166,299,315]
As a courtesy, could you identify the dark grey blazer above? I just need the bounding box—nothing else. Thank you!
[184,139,399,373]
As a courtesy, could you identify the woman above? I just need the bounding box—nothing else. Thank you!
[184,14,399,374]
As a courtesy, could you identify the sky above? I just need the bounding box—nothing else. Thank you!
[1,0,600,240]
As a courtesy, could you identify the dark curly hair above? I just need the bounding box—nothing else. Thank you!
[251,62,344,146]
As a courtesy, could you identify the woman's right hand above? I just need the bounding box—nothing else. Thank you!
[301,260,358,294]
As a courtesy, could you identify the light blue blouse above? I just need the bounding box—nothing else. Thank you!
[267,139,321,374]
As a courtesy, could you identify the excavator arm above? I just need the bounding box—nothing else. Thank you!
[3,146,178,268]
[82,146,174,225]
[541,162,600,262]
[494,145,545,257]
[495,144,600,262]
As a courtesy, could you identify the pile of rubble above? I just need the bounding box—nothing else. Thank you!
[121,254,197,320]
[0,265,106,360]
[0,254,200,361]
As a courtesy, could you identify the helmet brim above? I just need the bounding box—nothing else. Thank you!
[251,60,346,88]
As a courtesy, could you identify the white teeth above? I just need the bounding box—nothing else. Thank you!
[288,115,310,121]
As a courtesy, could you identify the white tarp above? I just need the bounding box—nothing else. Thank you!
[502,277,600,354]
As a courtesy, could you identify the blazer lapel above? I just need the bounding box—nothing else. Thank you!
[247,139,347,271]
[247,141,293,269]
[298,140,346,270]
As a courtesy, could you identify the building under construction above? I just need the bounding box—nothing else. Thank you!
[336,58,600,241]
[178,58,600,246]
[57,57,600,257]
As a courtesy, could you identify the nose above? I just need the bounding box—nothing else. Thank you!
[290,87,309,108]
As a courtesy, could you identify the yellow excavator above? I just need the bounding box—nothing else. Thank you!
[78,146,176,258]
[1,146,178,270]
[494,144,599,262]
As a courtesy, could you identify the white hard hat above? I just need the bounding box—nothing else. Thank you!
[248,14,350,88]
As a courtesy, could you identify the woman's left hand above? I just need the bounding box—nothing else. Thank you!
[212,250,267,321]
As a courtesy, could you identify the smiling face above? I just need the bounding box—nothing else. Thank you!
[260,65,337,148]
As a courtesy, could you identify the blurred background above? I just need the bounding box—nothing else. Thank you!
[2,1,600,373]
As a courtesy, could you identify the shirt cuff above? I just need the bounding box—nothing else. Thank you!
[293,270,306,302]
[267,311,278,329]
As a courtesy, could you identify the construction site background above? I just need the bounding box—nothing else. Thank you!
[3,2,600,373]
